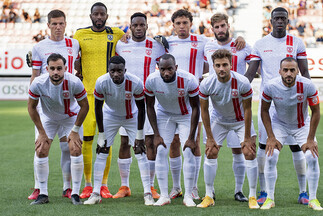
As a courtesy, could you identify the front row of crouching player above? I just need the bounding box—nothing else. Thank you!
[28,51,322,210]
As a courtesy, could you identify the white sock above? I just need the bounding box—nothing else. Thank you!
[148,160,155,187]
[135,153,151,194]
[59,141,71,190]
[33,152,39,189]
[245,159,258,198]
[232,153,245,194]
[93,153,109,194]
[292,151,306,193]
[183,148,195,198]
[194,156,201,188]
[155,145,169,197]
[70,155,84,195]
[204,156,217,198]
[35,156,49,195]
[118,157,132,187]
[257,147,266,192]
[170,156,182,190]
[305,150,320,200]
[265,149,279,200]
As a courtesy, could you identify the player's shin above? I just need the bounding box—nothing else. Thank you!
[245,159,258,198]
[156,145,169,197]
[264,149,279,200]
[232,153,245,194]
[183,148,195,198]
[93,153,109,194]
[305,150,320,201]
[257,147,266,192]
[204,156,217,198]
[71,155,84,195]
[60,141,71,190]
[35,156,49,195]
[135,153,151,194]
[292,151,306,193]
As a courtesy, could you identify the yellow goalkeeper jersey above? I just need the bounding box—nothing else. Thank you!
[74,26,124,94]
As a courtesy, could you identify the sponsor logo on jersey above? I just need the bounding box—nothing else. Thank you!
[231,89,238,98]
[146,49,152,56]
[178,89,185,96]
[264,50,273,52]
[67,48,73,55]
[107,35,113,41]
[156,90,164,94]
[125,92,132,99]
[191,42,198,48]
[287,46,293,53]
[273,97,283,100]
[297,94,304,101]
[63,90,70,99]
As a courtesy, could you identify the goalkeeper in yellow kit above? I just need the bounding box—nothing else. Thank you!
[74,2,124,198]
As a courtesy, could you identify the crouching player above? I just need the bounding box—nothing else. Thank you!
[84,56,154,205]
[198,49,259,209]
[260,57,322,210]
[28,53,89,205]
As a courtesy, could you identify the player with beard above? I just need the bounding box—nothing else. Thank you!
[73,2,125,199]
[115,12,165,199]
[203,13,254,202]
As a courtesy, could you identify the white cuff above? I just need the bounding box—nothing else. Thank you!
[136,129,144,140]
[97,132,106,147]
[71,125,80,133]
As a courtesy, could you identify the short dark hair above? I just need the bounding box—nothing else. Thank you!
[211,49,232,64]
[131,12,147,23]
[280,57,297,67]
[91,2,107,13]
[159,53,176,64]
[210,13,229,27]
[47,53,66,65]
[171,9,193,23]
[108,56,125,66]
[271,7,288,18]
[47,10,65,23]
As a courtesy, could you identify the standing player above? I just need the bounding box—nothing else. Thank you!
[73,2,125,199]
[28,53,89,205]
[203,12,253,202]
[245,7,310,205]
[145,54,200,207]
[28,9,80,200]
[260,57,321,210]
[84,56,154,206]
[114,12,165,199]
[198,49,258,209]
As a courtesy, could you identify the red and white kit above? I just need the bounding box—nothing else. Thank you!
[32,37,80,75]
[167,34,209,81]
[199,71,255,145]
[204,38,252,75]
[94,73,144,146]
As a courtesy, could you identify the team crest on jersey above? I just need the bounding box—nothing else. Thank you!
[107,34,113,41]
[297,94,304,101]
[312,97,318,104]
[231,47,236,54]
[178,89,185,97]
[67,48,73,55]
[63,90,70,99]
[231,89,239,98]
[125,92,132,99]
[146,49,152,56]
[191,42,198,48]
[287,47,293,53]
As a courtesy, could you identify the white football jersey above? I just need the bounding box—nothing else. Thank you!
[32,37,80,75]
[250,33,307,89]
[199,71,253,124]
[94,73,144,119]
[116,38,166,85]
[145,69,199,116]
[262,75,318,129]
[204,38,252,75]
[29,72,86,120]
[167,34,209,81]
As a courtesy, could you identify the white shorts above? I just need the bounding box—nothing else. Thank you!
[226,122,257,148]
[40,115,83,140]
[272,119,314,147]
[104,113,137,147]
[258,101,295,145]
[157,112,193,149]
[119,113,154,136]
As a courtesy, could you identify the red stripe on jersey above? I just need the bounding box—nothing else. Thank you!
[125,80,133,119]
[144,88,153,94]
[231,55,238,72]
[134,91,144,98]
[262,92,272,101]
[28,90,40,98]
[75,89,86,99]
[32,60,42,66]
[204,56,207,61]
[177,76,188,115]
[241,88,253,97]
[145,39,153,49]
[296,81,305,128]
[286,35,293,46]
[65,38,72,47]
[144,56,151,85]
[199,91,208,98]
[286,54,293,57]
[63,80,77,117]
[115,52,119,56]
[245,55,251,61]
[297,52,307,57]
[189,35,198,75]
[310,90,318,97]
[188,87,199,95]
[68,55,73,73]
[231,78,243,121]
[249,54,260,59]
[94,89,104,98]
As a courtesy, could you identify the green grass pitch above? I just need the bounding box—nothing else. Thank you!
[1,100,323,216]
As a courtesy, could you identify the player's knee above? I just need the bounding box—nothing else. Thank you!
[205,149,219,159]
[36,149,49,158]
[289,145,302,152]
[243,151,256,160]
